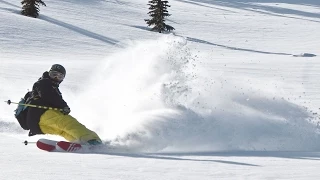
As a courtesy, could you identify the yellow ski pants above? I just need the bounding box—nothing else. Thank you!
[39,110,101,143]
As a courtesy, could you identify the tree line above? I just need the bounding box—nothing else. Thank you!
[21,0,175,33]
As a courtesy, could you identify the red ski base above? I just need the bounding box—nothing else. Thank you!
[36,139,57,152]
[36,138,83,152]
[35,138,106,153]
[56,141,82,152]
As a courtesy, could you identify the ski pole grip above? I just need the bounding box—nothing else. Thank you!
[5,100,11,105]
[23,140,36,145]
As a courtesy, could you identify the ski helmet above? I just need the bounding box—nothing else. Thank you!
[49,64,66,76]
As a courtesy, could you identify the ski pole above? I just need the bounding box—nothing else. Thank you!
[5,100,63,112]
[23,140,36,145]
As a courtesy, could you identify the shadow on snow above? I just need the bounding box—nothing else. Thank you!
[185,36,293,55]
[40,15,121,46]
[177,0,320,23]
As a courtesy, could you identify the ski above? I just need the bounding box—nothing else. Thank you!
[56,141,83,152]
[36,138,58,152]
[35,138,109,153]
[36,138,83,152]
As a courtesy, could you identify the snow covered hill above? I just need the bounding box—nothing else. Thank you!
[1,0,320,179]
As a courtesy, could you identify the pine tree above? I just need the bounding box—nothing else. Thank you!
[145,0,175,33]
[21,0,46,18]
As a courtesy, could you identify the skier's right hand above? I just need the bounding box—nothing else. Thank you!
[62,106,71,115]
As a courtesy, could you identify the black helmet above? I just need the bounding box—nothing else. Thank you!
[49,64,66,76]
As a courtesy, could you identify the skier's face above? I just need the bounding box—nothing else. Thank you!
[49,71,65,82]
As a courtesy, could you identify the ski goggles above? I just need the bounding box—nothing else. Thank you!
[49,70,65,82]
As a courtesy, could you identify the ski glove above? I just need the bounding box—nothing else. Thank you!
[62,107,71,115]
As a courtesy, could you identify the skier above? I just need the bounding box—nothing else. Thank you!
[26,64,102,145]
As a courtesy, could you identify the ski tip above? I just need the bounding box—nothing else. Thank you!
[36,140,56,152]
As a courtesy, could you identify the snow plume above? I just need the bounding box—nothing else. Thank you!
[75,35,320,152]
[74,35,192,144]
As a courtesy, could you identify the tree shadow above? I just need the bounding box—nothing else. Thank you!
[0,0,21,14]
[176,0,238,13]
[0,0,122,46]
[0,0,20,9]
[178,0,320,10]
[60,0,105,5]
[40,15,122,46]
[185,36,293,55]
[128,25,175,34]
[177,0,320,23]
[128,25,150,31]
[0,7,18,13]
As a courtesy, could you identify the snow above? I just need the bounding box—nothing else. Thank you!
[1,0,320,179]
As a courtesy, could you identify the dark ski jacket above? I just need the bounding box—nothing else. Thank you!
[26,72,68,136]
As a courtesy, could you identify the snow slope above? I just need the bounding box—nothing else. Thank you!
[1,0,320,179]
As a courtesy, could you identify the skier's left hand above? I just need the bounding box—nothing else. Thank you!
[62,106,71,115]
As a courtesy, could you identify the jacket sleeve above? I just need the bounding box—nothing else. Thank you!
[34,80,68,108]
